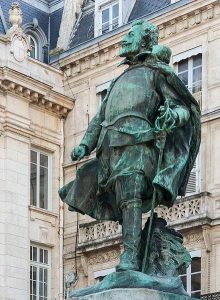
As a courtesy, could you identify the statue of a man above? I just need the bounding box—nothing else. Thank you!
[59,20,200,273]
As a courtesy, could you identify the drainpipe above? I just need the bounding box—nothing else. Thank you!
[59,117,64,300]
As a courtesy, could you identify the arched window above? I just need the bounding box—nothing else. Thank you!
[28,35,38,59]
[23,22,48,62]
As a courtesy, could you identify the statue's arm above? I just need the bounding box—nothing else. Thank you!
[79,104,105,154]
[156,72,190,128]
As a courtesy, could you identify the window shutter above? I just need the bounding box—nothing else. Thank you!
[186,159,199,195]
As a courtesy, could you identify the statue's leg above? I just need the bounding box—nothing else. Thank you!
[115,174,144,272]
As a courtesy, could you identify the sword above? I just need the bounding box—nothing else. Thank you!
[142,100,176,273]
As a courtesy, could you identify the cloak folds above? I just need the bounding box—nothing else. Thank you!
[59,62,201,222]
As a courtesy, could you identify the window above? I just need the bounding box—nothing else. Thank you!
[30,245,50,300]
[30,150,51,210]
[101,2,119,34]
[28,35,38,60]
[177,54,202,94]
[99,89,107,103]
[96,80,111,105]
[179,251,201,298]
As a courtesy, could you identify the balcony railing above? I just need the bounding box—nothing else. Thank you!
[201,292,220,300]
[78,192,210,248]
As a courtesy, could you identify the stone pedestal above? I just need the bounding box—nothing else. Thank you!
[70,288,195,300]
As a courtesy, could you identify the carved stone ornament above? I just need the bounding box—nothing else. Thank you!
[10,32,30,62]
[6,2,31,62]
[9,2,23,29]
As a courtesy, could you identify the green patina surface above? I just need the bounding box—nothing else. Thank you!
[59,20,201,298]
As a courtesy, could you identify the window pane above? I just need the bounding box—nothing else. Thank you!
[40,154,48,168]
[40,167,48,209]
[178,59,188,72]
[30,163,37,206]
[40,249,44,263]
[193,67,202,83]
[29,36,36,59]
[39,281,43,297]
[44,283,47,297]
[31,151,37,164]
[191,273,201,292]
[30,246,32,261]
[33,247,37,262]
[113,4,119,19]
[100,90,107,102]
[179,71,188,86]
[102,8,109,24]
[193,54,202,67]
[44,269,48,283]
[191,257,201,273]
[44,250,48,264]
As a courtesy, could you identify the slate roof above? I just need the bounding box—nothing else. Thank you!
[50,8,63,50]
[129,0,171,21]
[68,0,172,50]
[69,9,94,49]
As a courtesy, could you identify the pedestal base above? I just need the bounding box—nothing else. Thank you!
[70,288,195,300]
[68,270,190,299]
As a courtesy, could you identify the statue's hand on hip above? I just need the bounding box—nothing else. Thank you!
[71,145,87,161]
[155,105,178,133]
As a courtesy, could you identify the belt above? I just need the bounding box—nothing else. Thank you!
[101,112,152,128]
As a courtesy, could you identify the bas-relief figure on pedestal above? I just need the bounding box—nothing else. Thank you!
[59,20,201,299]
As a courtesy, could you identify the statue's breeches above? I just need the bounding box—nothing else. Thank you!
[98,134,157,208]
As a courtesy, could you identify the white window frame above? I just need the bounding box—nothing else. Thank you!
[30,244,51,300]
[97,0,121,36]
[180,250,201,297]
[175,51,202,95]
[96,81,111,106]
[30,149,52,211]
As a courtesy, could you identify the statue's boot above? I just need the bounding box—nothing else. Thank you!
[116,201,142,272]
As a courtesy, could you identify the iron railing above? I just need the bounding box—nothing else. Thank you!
[201,292,220,300]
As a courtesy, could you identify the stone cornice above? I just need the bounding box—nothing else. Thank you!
[57,0,220,77]
[0,67,74,117]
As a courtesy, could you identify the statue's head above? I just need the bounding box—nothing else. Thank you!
[120,20,159,58]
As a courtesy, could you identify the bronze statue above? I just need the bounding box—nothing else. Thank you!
[59,20,200,297]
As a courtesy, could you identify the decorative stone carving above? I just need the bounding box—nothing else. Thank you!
[0,74,73,118]
[5,3,31,62]
[156,196,205,224]
[79,221,122,245]
[88,249,120,265]
[183,232,204,245]
[9,2,22,30]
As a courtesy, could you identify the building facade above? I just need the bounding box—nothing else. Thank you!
[51,0,220,299]
[0,1,74,299]
[1,0,220,299]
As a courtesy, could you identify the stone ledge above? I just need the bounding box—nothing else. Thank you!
[70,288,195,300]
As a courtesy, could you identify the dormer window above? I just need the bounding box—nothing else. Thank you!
[101,2,119,34]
